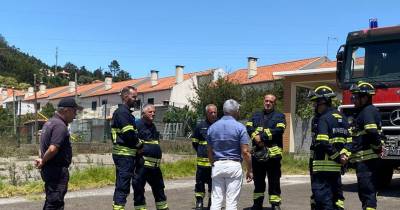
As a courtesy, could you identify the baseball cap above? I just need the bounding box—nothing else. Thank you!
[58,98,83,110]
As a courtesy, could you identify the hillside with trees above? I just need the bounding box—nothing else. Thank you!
[0,34,131,88]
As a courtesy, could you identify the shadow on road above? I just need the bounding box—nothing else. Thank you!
[343,177,400,198]
[243,207,273,210]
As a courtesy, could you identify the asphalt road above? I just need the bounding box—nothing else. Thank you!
[1,175,400,210]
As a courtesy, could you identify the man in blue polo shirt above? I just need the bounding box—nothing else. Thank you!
[207,99,253,210]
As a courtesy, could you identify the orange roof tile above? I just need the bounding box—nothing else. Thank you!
[83,78,145,97]
[318,57,364,68]
[227,57,322,85]
[50,81,104,100]
[25,85,69,101]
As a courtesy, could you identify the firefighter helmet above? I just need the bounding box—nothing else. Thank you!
[350,81,375,95]
[308,85,336,101]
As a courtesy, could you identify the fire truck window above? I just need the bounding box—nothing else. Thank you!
[351,46,365,79]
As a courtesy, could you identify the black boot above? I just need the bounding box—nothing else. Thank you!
[195,197,203,210]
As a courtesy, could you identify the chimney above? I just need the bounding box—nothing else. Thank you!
[69,81,76,93]
[150,70,159,86]
[39,83,46,94]
[27,87,34,97]
[175,65,184,84]
[247,57,258,79]
[105,77,112,90]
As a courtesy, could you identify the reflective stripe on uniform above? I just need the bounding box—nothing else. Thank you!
[329,151,340,160]
[366,208,376,210]
[134,205,147,210]
[251,127,263,140]
[264,128,272,140]
[312,160,341,172]
[144,156,161,168]
[192,138,199,143]
[246,122,253,127]
[198,140,207,145]
[197,157,211,167]
[329,137,346,143]
[276,123,286,129]
[346,137,352,143]
[121,125,136,133]
[113,204,125,210]
[144,140,159,144]
[253,192,264,199]
[316,134,329,141]
[350,149,378,163]
[364,123,377,130]
[269,194,282,203]
[335,199,344,209]
[268,146,282,157]
[155,201,168,210]
[112,145,137,156]
[195,192,205,198]
[332,113,342,119]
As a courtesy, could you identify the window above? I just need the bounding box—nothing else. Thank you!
[134,99,141,109]
[102,99,107,105]
[147,98,154,104]
[91,101,97,111]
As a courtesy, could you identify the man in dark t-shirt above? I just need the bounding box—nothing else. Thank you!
[35,98,82,210]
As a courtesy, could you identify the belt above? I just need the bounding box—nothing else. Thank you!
[216,158,240,162]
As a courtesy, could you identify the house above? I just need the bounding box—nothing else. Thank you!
[0,87,31,115]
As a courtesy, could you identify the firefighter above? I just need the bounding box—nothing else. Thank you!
[191,104,218,210]
[134,104,169,210]
[307,85,351,210]
[112,86,143,210]
[246,94,286,210]
[344,81,383,210]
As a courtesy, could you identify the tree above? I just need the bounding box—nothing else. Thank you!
[40,103,56,118]
[93,67,104,80]
[63,62,78,75]
[0,107,13,134]
[114,70,131,82]
[108,60,120,78]
[190,77,242,119]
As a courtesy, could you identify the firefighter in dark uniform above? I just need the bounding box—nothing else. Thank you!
[246,94,286,210]
[112,86,143,210]
[134,104,169,210]
[307,85,351,210]
[344,81,382,210]
[192,104,218,210]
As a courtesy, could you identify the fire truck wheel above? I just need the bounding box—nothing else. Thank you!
[376,167,393,190]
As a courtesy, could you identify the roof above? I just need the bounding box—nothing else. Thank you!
[227,57,323,85]
[25,85,69,101]
[318,57,365,68]
[83,78,145,98]
[137,70,213,93]
[49,81,104,100]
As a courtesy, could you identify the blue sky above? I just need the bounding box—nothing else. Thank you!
[1,0,398,78]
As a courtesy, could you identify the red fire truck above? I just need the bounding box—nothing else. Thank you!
[336,20,400,188]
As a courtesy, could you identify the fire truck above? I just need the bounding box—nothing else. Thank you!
[336,19,400,188]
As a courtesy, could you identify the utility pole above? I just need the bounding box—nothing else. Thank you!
[75,72,78,101]
[34,74,39,144]
[12,87,16,135]
[55,47,58,74]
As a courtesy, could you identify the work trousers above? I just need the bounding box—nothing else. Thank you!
[195,166,212,198]
[252,157,282,207]
[41,165,69,210]
[134,159,168,210]
[311,172,343,210]
[112,154,137,208]
[355,158,379,210]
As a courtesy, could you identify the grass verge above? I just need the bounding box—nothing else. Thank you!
[0,154,309,198]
